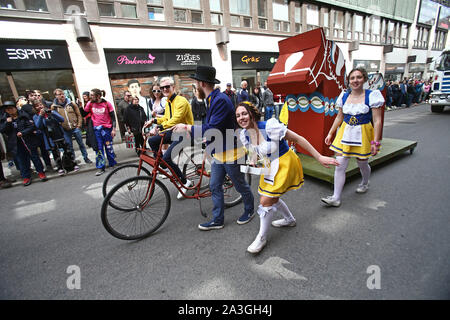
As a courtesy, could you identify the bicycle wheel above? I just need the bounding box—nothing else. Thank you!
[224,172,252,208]
[101,176,171,240]
[102,163,152,198]
[182,149,211,192]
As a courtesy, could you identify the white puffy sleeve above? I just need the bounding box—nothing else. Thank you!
[265,118,287,141]
[239,129,249,147]
[369,90,385,108]
[335,91,346,109]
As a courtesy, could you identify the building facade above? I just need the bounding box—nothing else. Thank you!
[1,0,449,137]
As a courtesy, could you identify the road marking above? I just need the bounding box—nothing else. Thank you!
[313,210,358,234]
[185,277,237,299]
[14,199,56,219]
[252,257,308,281]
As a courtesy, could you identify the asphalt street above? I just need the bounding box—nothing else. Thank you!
[1,103,449,300]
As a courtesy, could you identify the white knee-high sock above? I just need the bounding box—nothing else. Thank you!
[274,199,295,222]
[256,205,275,240]
[333,156,349,201]
[357,159,371,185]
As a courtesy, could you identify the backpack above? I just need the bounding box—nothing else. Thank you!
[61,149,76,172]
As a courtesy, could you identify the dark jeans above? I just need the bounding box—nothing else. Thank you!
[209,161,254,223]
[37,133,51,167]
[148,130,187,184]
[15,140,44,179]
[264,105,274,121]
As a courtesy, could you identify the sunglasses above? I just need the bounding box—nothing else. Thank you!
[152,89,161,93]
[160,85,171,90]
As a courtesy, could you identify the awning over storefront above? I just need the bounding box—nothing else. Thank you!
[231,51,278,70]
[0,40,72,71]
[104,49,212,74]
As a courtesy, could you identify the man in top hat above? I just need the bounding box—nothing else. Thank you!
[173,65,254,230]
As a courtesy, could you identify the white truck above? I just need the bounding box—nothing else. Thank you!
[430,50,450,112]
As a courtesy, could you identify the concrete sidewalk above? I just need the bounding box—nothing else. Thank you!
[2,141,139,187]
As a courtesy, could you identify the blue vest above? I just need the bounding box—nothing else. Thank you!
[342,90,372,126]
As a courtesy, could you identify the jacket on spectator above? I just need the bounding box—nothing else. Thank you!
[52,97,83,131]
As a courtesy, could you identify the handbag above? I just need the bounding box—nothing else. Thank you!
[125,132,135,149]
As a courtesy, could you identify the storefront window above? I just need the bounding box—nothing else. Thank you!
[11,70,77,103]
[0,72,15,104]
[24,0,48,12]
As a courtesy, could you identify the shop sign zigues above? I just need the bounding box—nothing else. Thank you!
[6,48,53,60]
[116,53,156,65]
[176,53,201,66]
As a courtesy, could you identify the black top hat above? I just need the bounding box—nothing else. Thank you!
[189,65,220,84]
[0,101,16,110]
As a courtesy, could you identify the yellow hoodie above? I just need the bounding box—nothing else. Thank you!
[156,94,194,129]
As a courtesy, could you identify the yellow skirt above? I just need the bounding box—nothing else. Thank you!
[258,148,304,198]
[330,122,374,159]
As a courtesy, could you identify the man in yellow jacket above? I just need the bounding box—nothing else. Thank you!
[147,76,194,198]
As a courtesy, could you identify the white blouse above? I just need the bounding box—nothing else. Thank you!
[336,90,385,115]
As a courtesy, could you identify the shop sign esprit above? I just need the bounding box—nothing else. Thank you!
[0,42,72,71]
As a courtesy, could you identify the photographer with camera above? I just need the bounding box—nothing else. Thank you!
[33,101,77,175]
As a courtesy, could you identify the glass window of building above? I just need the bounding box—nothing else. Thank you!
[401,24,408,46]
[387,21,395,44]
[192,11,203,23]
[371,16,380,42]
[273,0,289,32]
[210,0,222,25]
[230,0,250,15]
[295,4,302,33]
[231,15,241,27]
[148,6,164,21]
[209,0,221,12]
[346,13,352,40]
[121,4,137,18]
[98,2,115,17]
[173,0,201,9]
[364,17,371,41]
[24,0,48,12]
[354,14,363,40]
[273,0,289,21]
[258,18,267,30]
[258,0,266,17]
[323,9,330,36]
[306,4,319,31]
[62,0,85,15]
[174,9,187,22]
[333,10,344,38]
[243,16,252,28]
[0,1,15,9]
[211,13,223,25]
[147,0,162,4]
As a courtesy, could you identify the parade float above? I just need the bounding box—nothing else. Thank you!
[267,28,417,183]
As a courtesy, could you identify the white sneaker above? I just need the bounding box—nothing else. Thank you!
[177,179,193,200]
[356,181,369,193]
[247,236,267,254]
[272,218,296,228]
[321,196,341,207]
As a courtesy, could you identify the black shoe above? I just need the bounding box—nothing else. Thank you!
[84,158,93,164]
[0,180,12,189]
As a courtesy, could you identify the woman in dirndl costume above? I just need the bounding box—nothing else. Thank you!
[236,102,338,254]
[322,67,384,207]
